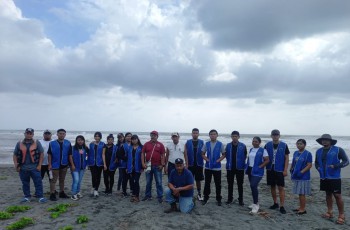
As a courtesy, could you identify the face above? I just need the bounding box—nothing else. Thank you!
[77,138,84,146]
[43,133,52,141]
[171,135,179,144]
[231,135,239,143]
[24,132,34,140]
[175,163,184,173]
[125,134,132,142]
[252,138,260,148]
[117,135,124,142]
[296,141,305,151]
[209,132,218,141]
[150,133,158,142]
[131,138,138,145]
[57,131,66,140]
[321,139,331,147]
[192,131,199,140]
[107,138,114,145]
[271,134,280,142]
[94,135,101,142]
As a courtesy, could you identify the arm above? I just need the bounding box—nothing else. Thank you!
[216,153,226,162]
[159,148,165,171]
[301,162,312,173]
[69,154,75,171]
[102,147,107,170]
[36,141,44,171]
[47,145,52,170]
[13,155,20,172]
[333,148,349,169]
[283,154,289,176]
[259,156,270,168]
[164,147,169,173]
[201,151,209,162]
[184,144,189,169]
[168,182,194,197]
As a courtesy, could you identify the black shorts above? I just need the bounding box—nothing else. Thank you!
[266,169,285,187]
[188,165,204,181]
[320,179,341,194]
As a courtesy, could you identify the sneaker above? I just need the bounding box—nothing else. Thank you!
[76,192,83,198]
[142,196,152,201]
[269,203,279,209]
[280,206,286,214]
[133,197,140,203]
[158,198,163,203]
[248,204,254,209]
[93,190,99,198]
[164,203,178,213]
[250,204,259,214]
[122,192,129,198]
[217,201,222,206]
[59,191,69,198]
[238,198,244,206]
[50,193,57,201]
[38,197,47,203]
[90,188,94,196]
[202,199,208,205]
[197,194,204,201]
[20,197,30,203]
[71,195,79,201]
[225,200,233,205]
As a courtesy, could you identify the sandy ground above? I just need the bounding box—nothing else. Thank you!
[0,165,349,230]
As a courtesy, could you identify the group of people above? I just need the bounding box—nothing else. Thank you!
[13,128,349,225]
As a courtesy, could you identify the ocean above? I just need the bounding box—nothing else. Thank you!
[1,130,349,164]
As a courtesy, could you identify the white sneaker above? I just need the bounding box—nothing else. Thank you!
[248,204,254,209]
[90,188,94,196]
[77,192,83,198]
[250,204,259,214]
[93,190,99,197]
[197,194,204,201]
[71,195,78,201]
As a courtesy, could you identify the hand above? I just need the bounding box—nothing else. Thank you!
[16,166,20,172]
[283,171,288,177]
[48,165,52,171]
[71,165,76,172]
[36,165,41,171]
[172,188,180,197]
[158,165,163,171]
[297,171,303,177]
[104,165,107,171]
[164,166,168,174]
[216,159,220,163]
[328,165,334,169]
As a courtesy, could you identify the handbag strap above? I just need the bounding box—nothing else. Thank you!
[148,144,156,162]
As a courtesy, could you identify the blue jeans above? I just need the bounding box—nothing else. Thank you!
[145,166,163,198]
[19,169,43,198]
[248,173,262,204]
[71,170,85,195]
[165,188,194,213]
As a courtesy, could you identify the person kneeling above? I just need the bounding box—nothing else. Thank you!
[165,158,194,214]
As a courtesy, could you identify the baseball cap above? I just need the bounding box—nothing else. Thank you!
[175,158,184,164]
[271,129,280,135]
[43,129,51,134]
[150,130,158,136]
[25,128,34,133]
[171,132,179,137]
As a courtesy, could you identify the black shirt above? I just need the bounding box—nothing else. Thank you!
[105,145,114,167]
[230,143,248,170]
[192,140,199,166]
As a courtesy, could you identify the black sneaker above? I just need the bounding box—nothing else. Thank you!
[217,201,222,206]
[59,192,69,199]
[269,203,279,209]
[202,199,208,205]
[239,201,245,206]
[225,200,233,205]
[280,206,286,214]
[50,193,57,201]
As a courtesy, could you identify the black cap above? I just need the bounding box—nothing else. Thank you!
[25,128,34,133]
[231,131,240,136]
[175,158,184,164]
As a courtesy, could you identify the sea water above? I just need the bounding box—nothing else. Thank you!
[1,129,349,164]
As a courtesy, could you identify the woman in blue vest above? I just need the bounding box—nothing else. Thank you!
[290,139,312,215]
[70,135,89,200]
[87,132,106,198]
[102,134,117,195]
[246,136,269,214]
[127,135,143,202]
[117,132,132,197]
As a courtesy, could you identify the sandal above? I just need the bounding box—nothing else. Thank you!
[336,217,345,225]
[321,212,333,219]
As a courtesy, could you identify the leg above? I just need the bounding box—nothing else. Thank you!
[103,169,109,192]
[326,191,334,215]
[226,170,234,202]
[31,169,43,198]
[179,196,194,213]
[203,169,212,201]
[271,185,277,203]
[278,186,285,206]
[154,166,163,199]
[58,167,68,192]
[134,172,141,197]
[121,169,128,194]
[236,170,244,204]
[165,188,176,204]
[109,170,116,193]
[299,195,306,212]
[41,165,48,180]
[250,176,262,204]
[95,166,103,190]
[213,170,222,202]
[19,170,31,198]
[145,170,153,198]
[71,171,79,195]
[334,193,345,218]
[117,168,123,191]
[50,169,59,194]
[77,170,85,193]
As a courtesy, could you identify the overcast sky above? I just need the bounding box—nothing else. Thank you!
[1,0,350,136]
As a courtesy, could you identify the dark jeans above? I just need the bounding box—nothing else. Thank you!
[248,167,262,204]
[167,162,175,179]
[41,165,50,181]
[117,168,124,190]
[120,168,130,194]
[226,169,244,202]
[90,165,103,190]
[129,171,141,197]
[203,169,222,201]
[20,169,43,198]
[103,169,116,193]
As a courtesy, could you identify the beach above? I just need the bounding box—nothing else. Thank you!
[0,165,349,230]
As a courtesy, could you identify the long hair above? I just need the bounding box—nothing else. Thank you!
[74,135,89,151]
[131,135,143,148]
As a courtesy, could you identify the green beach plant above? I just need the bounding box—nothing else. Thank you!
[76,215,88,224]
[0,211,13,220]
[5,217,34,230]
[5,206,31,213]
[59,225,73,230]
[48,203,75,219]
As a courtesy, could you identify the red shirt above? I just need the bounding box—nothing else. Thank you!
[142,141,165,166]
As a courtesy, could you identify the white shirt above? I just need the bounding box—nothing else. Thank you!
[249,148,268,167]
[166,142,185,164]
[39,139,52,165]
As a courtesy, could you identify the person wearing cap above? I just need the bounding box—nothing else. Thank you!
[165,132,185,179]
[315,134,349,225]
[48,129,73,201]
[264,129,290,214]
[39,130,52,183]
[13,128,47,203]
[184,128,205,201]
[225,131,247,206]
[164,158,194,213]
[141,130,166,203]
[201,129,226,206]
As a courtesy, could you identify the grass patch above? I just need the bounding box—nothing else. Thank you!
[6,217,34,230]
[76,215,88,224]
[48,203,75,219]
[0,211,14,220]
[59,225,73,230]
[5,206,31,214]
[0,176,8,180]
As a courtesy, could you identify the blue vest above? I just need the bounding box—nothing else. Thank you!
[118,143,130,168]
[109,145,118,171]
[50,140,71,169]
[265,141,287,172]
[316,146,340,179]
[291,150,312,180]
[245,147,265,177]
[72,147,88,171]
[185,139,204,167]
[225,142,246,170]
[87,142,105,166]
[204,141,223,170]
[127,145,142,173]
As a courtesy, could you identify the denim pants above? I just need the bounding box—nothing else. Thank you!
[19,169,43,198]
[248,174,262,204]
[71,170,85,195]
[129,171,141,197]
[165,188,194,213]
[145,166,163,198]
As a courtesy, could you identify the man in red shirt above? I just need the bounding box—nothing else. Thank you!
[141,131,166,203]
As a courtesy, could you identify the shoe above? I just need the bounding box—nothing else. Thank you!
[225,200,233,205]
[238,199,244,206]
[280,206,286,214]
[71,195,79,201]
[133,197,140,203]
[158,198,163,203]
[59,191,69,198]
[164,203,178,213]
[217,201,222,206]
[248,204,254,209]
[296,211,307,215]
[76,192,83,198]
[122,192,129,198]
[202,199,208,205]
[292,209,300,212]
[90,188,94,196]
[250,204,259,214]
[50,193,57,201]
[142,196,152,201]
[197,194,204,201]
[20,197,30,203]
[38,197,47,203]
[269,203,279,209]
[93,190,99,198]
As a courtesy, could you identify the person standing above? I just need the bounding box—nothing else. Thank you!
[246,137,269,214]
[141,130,166,203]
[103,134,117,195]
[290,139,312,215]
[13,128,47,203]
[225,131,247,206]
[165,132,185,178]
[201,129,226,206]
[39,129,52,182]
[265,129,290,214]
[116,133,124,193]
[48,128,73,201]
[117,132,132,197]
[315,134,349,225]
[70,135,89,200]
[164,158,194,214]
[127,135,143,202]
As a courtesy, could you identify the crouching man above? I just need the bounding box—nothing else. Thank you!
[164,158,194,213]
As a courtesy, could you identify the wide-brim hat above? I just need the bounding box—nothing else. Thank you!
[316,134,337,145]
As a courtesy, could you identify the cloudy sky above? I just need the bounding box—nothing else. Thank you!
[1,0,350,135]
